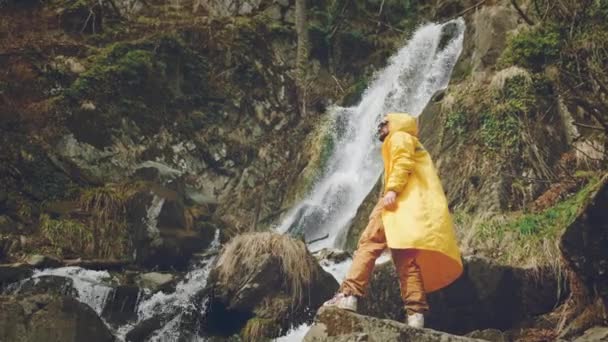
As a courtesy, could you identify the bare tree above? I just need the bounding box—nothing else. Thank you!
[295,0,309,115]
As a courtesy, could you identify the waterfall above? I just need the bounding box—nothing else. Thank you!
[2,19,465,342]
[277,19,466,250]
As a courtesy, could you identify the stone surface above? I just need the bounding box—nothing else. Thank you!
[137,272,175,291]
[0,294,114,342]
[470,6,519,73]
[6,275,77,298]
[359,256,565,335]
[0,263,33,289]
[26,254,62,269]
[573,326,608,342]
[560,175,608,304]
[101,285,142,326]
[304,306,487,342]
[126,184,215,270]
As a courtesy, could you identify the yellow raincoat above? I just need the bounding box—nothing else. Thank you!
[381,112,463,293]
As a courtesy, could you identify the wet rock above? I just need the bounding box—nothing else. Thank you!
[313,248,351,265]
[26,254,62,269]
[126,315,164,342]
[304,306,486,341]
[0,294,114,342]
[137,272,175,291]
[359,256,565,335]
[7,275,77,298]
[560,175,608,304]
[202,232,338,340]
[0,263,33,289]
[102,285,142,326]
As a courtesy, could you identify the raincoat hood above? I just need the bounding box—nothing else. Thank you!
[386,112,418,137]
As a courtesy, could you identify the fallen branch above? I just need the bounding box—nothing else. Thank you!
[572,122,605,131]
[306,233,329,245]
[511,0,535,25]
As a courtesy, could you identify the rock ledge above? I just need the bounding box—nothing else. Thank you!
[304,306,488,341]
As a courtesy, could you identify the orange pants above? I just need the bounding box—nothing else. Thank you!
[340,200,429,315]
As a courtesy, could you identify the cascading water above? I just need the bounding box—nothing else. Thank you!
[3,19,465,342]
[277,19,466,251]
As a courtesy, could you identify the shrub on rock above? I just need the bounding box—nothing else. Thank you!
[202,232,338,341]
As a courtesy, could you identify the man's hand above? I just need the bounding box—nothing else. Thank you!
[383,191,397,210]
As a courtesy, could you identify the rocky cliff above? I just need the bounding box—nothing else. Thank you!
[0,0,607,341]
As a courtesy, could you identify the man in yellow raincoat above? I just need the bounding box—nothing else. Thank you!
[324,112,463,328]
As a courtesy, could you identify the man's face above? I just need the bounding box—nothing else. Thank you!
[377,119,389,142]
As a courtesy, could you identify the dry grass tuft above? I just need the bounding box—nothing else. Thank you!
[240,317,282,342]
[489,66,532,94]
[78,183,141,258]
[216,232,319,308]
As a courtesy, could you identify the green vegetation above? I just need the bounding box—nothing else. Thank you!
[78,183,140,259]
[67,46,155,99]
[459,177,602,267]
[342,75,368,106]
[40,214,92,257]
[445,110,467,135]
[479,109,520,150]
[36,183,140,259]
[62,35,210,146]
[500,24,563,69]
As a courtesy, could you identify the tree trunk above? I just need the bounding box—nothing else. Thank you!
[295,0,309,115]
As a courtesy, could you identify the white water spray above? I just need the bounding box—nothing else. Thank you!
[277,19,465,250]
[28,267,114,315]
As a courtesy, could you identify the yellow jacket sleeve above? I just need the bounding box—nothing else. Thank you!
[385,131,415,194]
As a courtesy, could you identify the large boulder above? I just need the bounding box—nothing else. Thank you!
[0,294,114,342]
[202,232,339,340]
[126,182,218,269]
[359,256,565,335]
[304,306,486,342]
[560,175,608,304]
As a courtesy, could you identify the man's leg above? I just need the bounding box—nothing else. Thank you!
[339,200,387,297]
[324,200,386,310]
[391,248,429,325]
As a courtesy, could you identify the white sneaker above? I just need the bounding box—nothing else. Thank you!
[407,313,424,329]
[322,293,358,312]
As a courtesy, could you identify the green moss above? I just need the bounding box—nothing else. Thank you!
[465,177,602,266]
[445,110,467,135]
[63,35,210,145]
[66,43,156,99]
[479,109,520,151]
[500,24,563,69]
